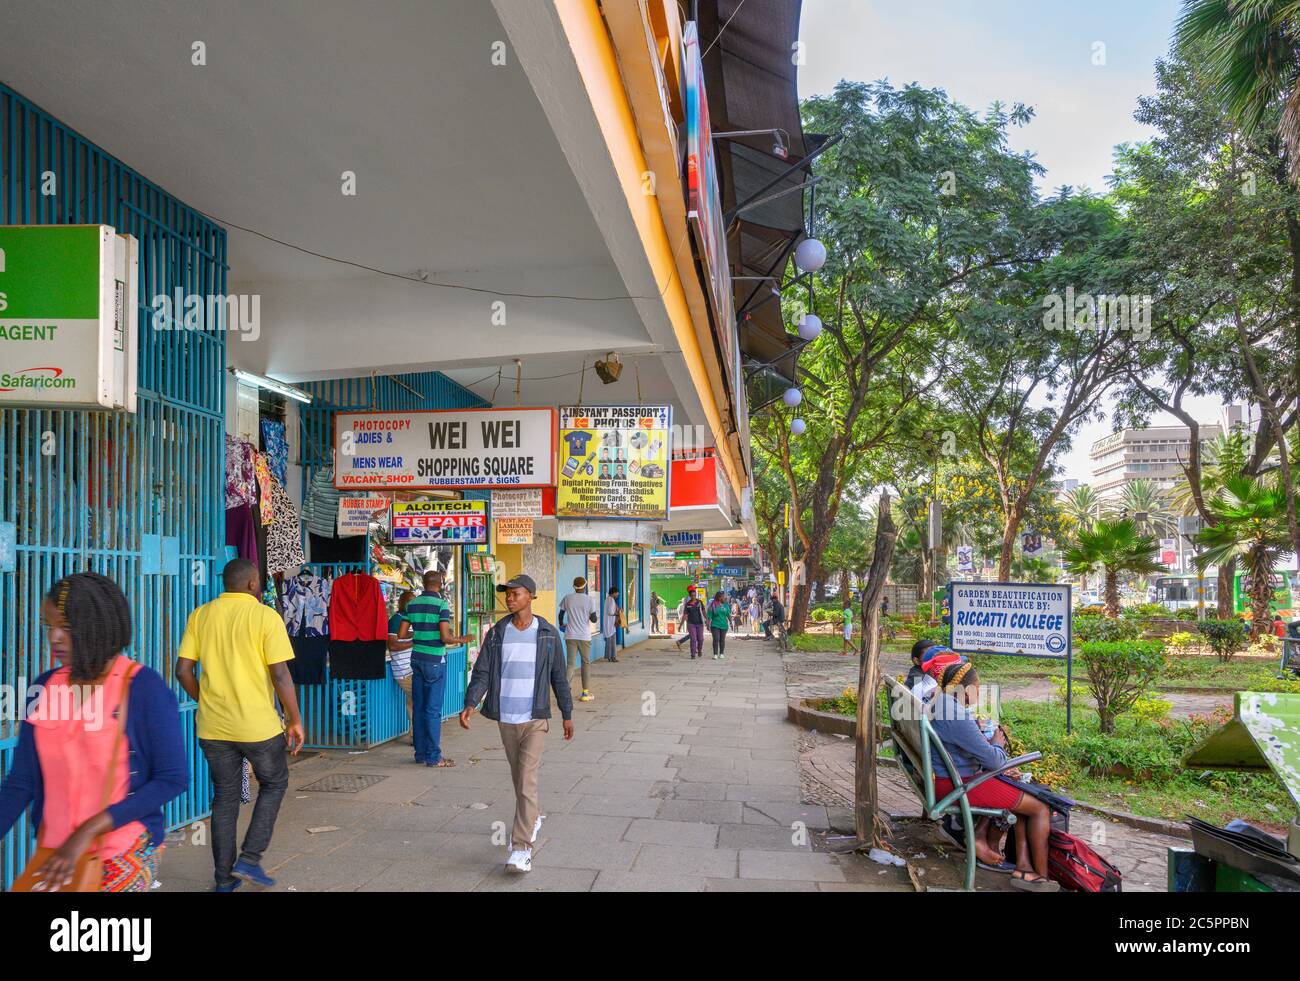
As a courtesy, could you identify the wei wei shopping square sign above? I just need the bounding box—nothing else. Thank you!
[333,407,556,490]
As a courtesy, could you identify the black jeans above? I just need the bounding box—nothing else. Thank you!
[200,734,290,887]
[711,626,727,657]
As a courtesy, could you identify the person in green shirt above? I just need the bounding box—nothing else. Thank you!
[707,591,731,660]
[405,571,472,767]
[841,602,856,657]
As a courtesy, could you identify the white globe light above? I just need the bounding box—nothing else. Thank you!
[782,387,803,407]
[797,313,823,341]
[790,418,807,436]
[794,237,827,273]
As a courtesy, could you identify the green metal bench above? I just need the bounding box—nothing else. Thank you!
[883,676,1041,890]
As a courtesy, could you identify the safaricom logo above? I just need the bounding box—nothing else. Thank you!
[0,366,75,393]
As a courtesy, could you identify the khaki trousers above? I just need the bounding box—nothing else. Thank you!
[498,719,548,850]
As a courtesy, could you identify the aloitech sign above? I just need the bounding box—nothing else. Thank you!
[660,531,703,551]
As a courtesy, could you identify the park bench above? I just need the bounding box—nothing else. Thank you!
[882,676,1041,891]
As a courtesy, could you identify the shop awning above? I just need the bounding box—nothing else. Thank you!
[697,0,818,400]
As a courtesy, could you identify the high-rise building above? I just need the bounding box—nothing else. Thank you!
[1089,422,1225,501]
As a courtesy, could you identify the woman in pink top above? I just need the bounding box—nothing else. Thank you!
[0,573,188,891]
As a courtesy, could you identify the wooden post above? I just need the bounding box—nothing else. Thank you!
[855,490,898,850]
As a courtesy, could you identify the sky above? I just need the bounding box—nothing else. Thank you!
[797,0,1225,482]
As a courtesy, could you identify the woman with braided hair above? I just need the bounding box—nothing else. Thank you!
[928,662,1058,891]
[0,572,188,891]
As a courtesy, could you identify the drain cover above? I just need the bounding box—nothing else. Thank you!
[297,773,388,794]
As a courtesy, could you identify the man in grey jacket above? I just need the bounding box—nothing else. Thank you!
[459,573,573,874]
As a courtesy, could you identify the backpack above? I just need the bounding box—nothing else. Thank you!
[1047,830,1122,892]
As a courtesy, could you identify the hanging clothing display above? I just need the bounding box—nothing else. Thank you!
[225,434,258,510]
[260,419,289,485]
[254,452,274,526]
[265,476,307,575]
[327,572,388,681]
[301,468,347,538]
[284,571,332,686]
[225,504,259,565]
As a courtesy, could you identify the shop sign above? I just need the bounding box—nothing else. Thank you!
[333,407,556,490]
[563,541,638,555]
[392,499,487,544]
[949,582,1071,659]
[497,516,534,545]
[0,225,138,412]
[660,530,702,550]
[702,544,751,559]
[715,566,747,577]
[491,487,543,518]
[557,405,671,520]
[336,496,390,536]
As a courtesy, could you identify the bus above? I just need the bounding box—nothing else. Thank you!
[1147,575,1217,612]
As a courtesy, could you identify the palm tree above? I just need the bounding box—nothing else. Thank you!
[1195,476,1291,637]
[1064,518,1165,618]
[1176,0,1300,183]
[1112,479,1176,537]
[1062,485,1103,532]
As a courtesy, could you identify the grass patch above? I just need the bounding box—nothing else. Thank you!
[1000,699,1292,828]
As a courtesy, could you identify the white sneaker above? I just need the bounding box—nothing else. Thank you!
[506,849,532,873]
[530,814,545,843]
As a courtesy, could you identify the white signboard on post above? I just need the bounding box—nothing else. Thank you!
[949,582,1071,658]
[333,408,556,490]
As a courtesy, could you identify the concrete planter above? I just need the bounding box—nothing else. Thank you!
[787,698,857,738]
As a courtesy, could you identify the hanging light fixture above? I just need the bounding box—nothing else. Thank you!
[782,387,802,407]
[794,237,827,273]
[797,313,822,341]
[790,418,806,435]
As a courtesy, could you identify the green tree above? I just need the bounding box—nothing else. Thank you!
[1064,518,1165,617]
[1194,476,1292,637]
[1062,484,1103,533]
[1175,0,1300,183]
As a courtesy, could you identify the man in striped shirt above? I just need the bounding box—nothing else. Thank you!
[406,570,472,767]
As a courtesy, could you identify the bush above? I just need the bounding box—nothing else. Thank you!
[915,602,933,622]
[1122,603,1171,619]
[1077,640,1166,734]
[1074,614,1142,643]
[910,623,948,646]
[1197,618,1248,663]
[1174,608,1199,621]
[1246,635,1279,658]
[1167,631,1198,652]
[1077,604,1106,617]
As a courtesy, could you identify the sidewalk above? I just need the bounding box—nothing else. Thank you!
[158,636,906,892]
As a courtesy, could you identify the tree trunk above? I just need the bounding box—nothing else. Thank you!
[1217,560,1235,619]
[856,491,898,851]
[1104,568,1120,618]
[790,583,812,635]
[1250,547,1272,642]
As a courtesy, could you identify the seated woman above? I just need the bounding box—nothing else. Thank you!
[929,662,1058,891]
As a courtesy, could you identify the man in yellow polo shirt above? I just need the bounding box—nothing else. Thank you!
[177,558,304,892]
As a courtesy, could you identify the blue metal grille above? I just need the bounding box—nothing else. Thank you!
[1,84,227,888]
[296,373,485,747]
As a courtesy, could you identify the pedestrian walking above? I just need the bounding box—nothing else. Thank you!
[0,573,188,893]
[841,601,855,656]
[602,586,623,662]
[459,574,572,875]
[406,571,474,768]
[679,586,706,658]
[558,576,598,702]
[650,590,662,634]
[388,589,415,739]
[747,597,761,634]
[708,591,730,659]
[176,558,305,891]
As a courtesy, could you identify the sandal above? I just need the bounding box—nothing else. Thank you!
[1009,870,1060,892]
[426,759,456,768]
[977,860,1016,874]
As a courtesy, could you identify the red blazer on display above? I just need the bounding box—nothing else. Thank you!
[327,573,388,642]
